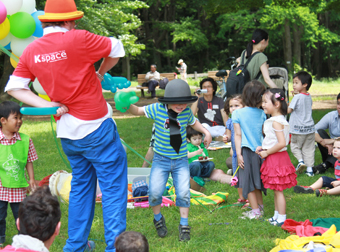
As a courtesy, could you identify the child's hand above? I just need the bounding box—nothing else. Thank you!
[259,150,268,159]
[331,180,340,187]
[196,149,203,155]
[237,155,244,169]
[29,179,36,192]
[222,135,229,143]
[255,146,262,154]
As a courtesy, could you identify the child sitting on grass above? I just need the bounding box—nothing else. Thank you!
[294,138,340,197]
[0,101,37,246]
[128,79,212,242]
[187,126,231,184]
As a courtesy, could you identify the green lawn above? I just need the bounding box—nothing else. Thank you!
[3,108,337,251]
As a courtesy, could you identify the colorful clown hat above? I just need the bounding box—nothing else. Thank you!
[38,0,84,22]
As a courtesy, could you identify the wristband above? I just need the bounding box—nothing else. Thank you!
[96,71,104,81]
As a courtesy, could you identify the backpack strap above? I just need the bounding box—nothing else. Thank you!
[243,51,262,79]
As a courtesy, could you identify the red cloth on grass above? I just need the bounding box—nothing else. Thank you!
[281,219,329,237]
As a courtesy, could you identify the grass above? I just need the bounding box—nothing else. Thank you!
[3,108,338,251]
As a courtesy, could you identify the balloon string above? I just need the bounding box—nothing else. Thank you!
[0,44,20,62]
[120,139,152,166]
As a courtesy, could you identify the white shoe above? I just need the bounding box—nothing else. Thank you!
[227,169,233,175]
[296,162,307,174]
[239,211,261,219]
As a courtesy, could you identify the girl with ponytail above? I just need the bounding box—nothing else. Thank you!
[237,29,277,89]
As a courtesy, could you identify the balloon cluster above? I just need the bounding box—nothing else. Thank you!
[101,73,131,93]
[114,91,139,113]
[0,0,44,68]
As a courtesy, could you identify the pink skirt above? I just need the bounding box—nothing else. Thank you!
[260,151,297,191]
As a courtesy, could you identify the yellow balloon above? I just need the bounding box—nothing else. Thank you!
[38,93,51,102]
[0,18,10,40]
[10,53,19,68]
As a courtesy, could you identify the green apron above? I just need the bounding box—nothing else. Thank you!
[0,133,29,188]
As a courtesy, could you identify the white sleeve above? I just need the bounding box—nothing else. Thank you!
[4,75,31,92]
[108,37,125,58]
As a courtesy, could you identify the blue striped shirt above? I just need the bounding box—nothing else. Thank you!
[144,103,196,159]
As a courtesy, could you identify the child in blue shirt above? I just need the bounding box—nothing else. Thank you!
[128,79,212,241]
[233,80,267,220]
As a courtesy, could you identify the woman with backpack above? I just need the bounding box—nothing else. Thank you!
[237,29,277,89]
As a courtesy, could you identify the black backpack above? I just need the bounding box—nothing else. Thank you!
[225,51,261,98]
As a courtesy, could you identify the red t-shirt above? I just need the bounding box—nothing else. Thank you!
[13,30,111,121]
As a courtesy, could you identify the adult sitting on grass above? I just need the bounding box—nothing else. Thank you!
[1,186,62,252]
[313,93,340,174]
[191,77,228,140]
[294,138,340,197]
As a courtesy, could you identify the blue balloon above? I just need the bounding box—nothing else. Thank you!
[31,11,44,38]
[20,107,59,115]
[4,42,10,50]
[101,73,130,93]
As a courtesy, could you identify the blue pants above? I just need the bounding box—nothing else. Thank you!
[61,119,127,252]
[149,152,190,208]
[189,161,215,178]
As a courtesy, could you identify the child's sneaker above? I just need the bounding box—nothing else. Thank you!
[315,189,327,197]
[153,215,168,238]
[294,185,314,194]
[305,171,314,177]
[296,161,307,174]
[227,169,233,175]
[269,220,284,227]
[239,211,261,220]
[178,224,191,241]
[84,241,95,252]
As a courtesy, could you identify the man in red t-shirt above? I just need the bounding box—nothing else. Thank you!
[5,0,127,251]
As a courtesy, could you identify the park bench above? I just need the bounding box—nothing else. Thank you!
[136,73,176,97]
[207,70,229,81]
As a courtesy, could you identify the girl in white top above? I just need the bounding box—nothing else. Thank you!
[255,88,297,226]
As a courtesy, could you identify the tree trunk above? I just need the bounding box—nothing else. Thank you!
[293,23,302,66]
[0,55,14,101]
[283,19,292,75]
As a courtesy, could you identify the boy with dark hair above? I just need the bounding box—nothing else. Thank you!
[115,231,149,252]
[128,79,212,241]
[186,126,231,184]
[288,71,315,176]
[1,186,61,251]
[0,101,37,247]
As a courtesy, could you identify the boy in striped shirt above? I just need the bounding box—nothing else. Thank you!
[129,79,211,241]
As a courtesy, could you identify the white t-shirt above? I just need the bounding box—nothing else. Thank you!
[262,115,289,152]
[289,93,315,134]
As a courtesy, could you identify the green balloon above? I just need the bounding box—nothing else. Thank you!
[9,12,35,39]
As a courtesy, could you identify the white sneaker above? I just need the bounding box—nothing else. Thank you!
[296,162,307,174]
[239,211,261,219]
[227,169,233,175]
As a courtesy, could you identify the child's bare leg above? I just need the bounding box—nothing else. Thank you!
[247,191,258,209]
[254,189,263,206]
[179,207,189,218]
[238,188,245,200]
[274,190,286,215]
[309,177,324,190]
[274,192,278,212]
[152,205,162,215]
[325,186,340,195]
[209,169,231,184]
